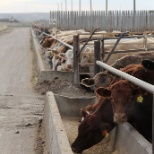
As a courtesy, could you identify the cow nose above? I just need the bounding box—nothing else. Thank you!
[67,64,72,69]
[114,113,127,124]
[72,147,82,153]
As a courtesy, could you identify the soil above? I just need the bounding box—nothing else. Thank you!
[34,78,95,97]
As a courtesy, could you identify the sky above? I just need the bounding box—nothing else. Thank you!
[0,0,154,13]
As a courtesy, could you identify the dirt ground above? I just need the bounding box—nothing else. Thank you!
[0,28,45,154]
[34,78,95,97]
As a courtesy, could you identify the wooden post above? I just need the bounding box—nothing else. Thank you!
[94,40,101,75]
[73,35,80,84]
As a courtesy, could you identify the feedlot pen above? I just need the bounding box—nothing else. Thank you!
[32,29,154,154]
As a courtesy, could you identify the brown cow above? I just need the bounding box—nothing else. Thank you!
[97,60,154,123]
[71,97,115,153]
[41,37,54,48]
[96,80,152,142]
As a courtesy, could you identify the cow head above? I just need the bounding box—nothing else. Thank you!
[96,80,144,124]
[41,37,53,48]
[71,109,112,153]
[142,59,154,71]
[81,72,113,89]
[65,49,74,69]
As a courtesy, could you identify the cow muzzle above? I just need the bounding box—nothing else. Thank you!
[72,147,83,153]
[67,64,72,69]
[114,113,127,124]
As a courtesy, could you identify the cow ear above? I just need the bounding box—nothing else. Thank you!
[142,59,154,71]
[96,87,111,97]
[52,49,59,54]
[60,53,65,57]
[132,88,146,103]
[80,108,88,118]
[80,78,94,87]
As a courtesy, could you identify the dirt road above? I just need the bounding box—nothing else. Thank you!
[0,28,44,154]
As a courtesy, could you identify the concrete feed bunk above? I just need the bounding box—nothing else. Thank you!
[43,92,152,154]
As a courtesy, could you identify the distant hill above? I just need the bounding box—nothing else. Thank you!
[0,13,49,22]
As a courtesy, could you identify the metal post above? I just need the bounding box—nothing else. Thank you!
[50,11,51,19]
[104,31,129,63]
[106,0,108,13]
[65,0,67,11]
[133,0,136,12]
[57,3,59,11]
[79,0,81,12]
[71,0,73,11]
[90,0,92,12]
[73,35,80,84]
[153,94,154,154]
[101,39,105,61]
[144,34,148,51]
[61,1,63,11]
[94,41,101,75]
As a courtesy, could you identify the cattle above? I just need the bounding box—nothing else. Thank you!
[81,53,154,91]
[41,37,54,48]
[111,52,154,69]
[71,97,115,153]
[56,29,86,38]
[95,59,154,142]
[80,46,94,67]
[57,49,74,71]
[96,60,154,122]
[51,50,65,70]
[96,79,152,142]
[84,96,109,114]
[142,59,154,71]
[81,71,113,89]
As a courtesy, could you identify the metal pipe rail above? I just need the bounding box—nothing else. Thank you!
[42,32,73,50]
[96,60,154,154]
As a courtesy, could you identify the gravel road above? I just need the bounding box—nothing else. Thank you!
[0,28,44,154]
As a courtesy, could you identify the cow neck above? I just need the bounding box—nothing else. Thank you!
[93,97,113,123]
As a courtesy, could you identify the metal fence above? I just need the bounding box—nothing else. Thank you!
[50,10,154,32]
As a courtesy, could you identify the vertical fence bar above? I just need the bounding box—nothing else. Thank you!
[73,35,80,84]
[94,40,101,75]
[152,93,154,154]
[101,39,105,61]
[51,10,154,31]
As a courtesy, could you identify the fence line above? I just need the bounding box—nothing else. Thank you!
[50,10,154,32]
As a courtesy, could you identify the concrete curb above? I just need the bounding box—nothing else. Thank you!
[43,92,73,154]
[111,123,152,154]
[43,91,152,154]
[31,29,45,73]
[54,93,96,117]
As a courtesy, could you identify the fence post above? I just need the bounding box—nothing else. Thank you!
[94,40,101,75]
[144,34,148,51]
[73,35,80,84]
[101,38,105,60]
